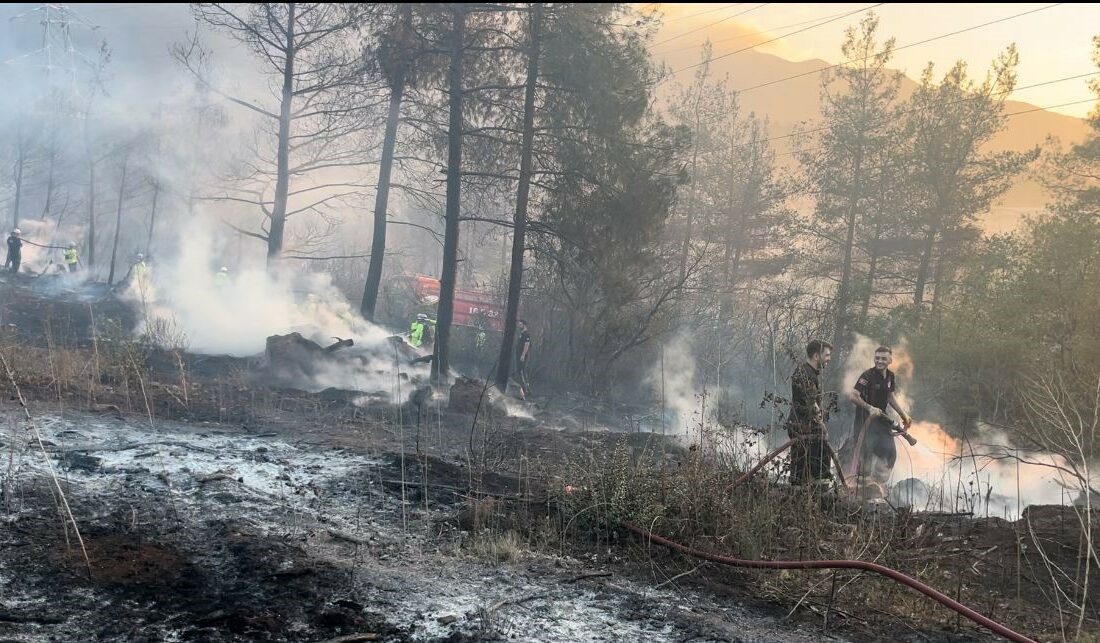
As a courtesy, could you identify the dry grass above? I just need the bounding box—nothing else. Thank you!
[526,429,1100,641]
[468,529,525,564]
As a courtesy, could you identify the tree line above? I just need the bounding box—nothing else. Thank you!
[3,6,1099,452]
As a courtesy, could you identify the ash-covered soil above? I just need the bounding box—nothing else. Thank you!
[0,410,840,642]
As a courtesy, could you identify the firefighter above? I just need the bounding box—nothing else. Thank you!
[409,313,435,348]
[125,253,150,294]
[786,339,833,486]
[132,253,148,279]
[842,345,913,485]
[214,266,230,288]
[64,242,80,273]
[515,319,532,400]
[5,229,22,273]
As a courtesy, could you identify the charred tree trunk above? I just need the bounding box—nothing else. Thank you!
[10,117,30,230]
[40,125,58,221]
[145,179,160,255]
[912,224,938,324]
[431,6,467,382]
[10,128,26,230]
[832,148,863,354]
[87,160,96,270]
[107,153,130,285]
[495,2,542,394]
[360,66,406,321]
[859,220,881,329]
[267,2,297,266]
[678,114,703,283]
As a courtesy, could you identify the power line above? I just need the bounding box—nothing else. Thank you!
[655,7,875,54]
[772,96,1096,163]
[653,3,771,46]
[725,95,1098,208]
[734,3,1064,95]
[660,3,745,24]
[737,70,1099,150]
[664,3,885,80]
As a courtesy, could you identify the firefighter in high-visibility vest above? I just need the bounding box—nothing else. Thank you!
[214,266,230,288]
[64,242,80,272]
[409,313,435,348]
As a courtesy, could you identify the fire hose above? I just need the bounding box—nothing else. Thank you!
[730,437,848,490]
[623,522,1036,643]
[730,419,918,492]
[656,425,1034,642]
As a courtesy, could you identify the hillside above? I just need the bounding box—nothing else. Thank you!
[653,45,1091,231]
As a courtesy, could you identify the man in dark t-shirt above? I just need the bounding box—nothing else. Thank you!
[786,339,833,485]
[841,345,912,484]
[515,319,532,400]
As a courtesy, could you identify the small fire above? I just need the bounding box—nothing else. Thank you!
[906,421,960,456]
[895,421,962,480]
[845,334,1085,516]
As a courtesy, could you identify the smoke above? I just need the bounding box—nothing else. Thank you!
[645,333,748,439]
[843,333,1091,517]
[647,334,698,435]
[9,218,87,278]
[894,420,1083,517]
[122,215,429,399]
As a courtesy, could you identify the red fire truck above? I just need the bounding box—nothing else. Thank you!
[385,274,504,331]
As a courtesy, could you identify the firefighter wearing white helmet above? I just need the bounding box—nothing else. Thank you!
[64,242,80,273]
[214,265,230,288]
[409,312,435,348]
[128,253,149,290]
[5,229,23,273]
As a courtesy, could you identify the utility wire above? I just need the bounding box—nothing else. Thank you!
[734,70,1099,151]
[655,7,878,54]
[769,97,1096,166]
[660,3,745,23]
[734,3,1064,95]
[664,3,885,80]
[653,3,771,46]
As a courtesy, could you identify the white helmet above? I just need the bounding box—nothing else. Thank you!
[12,229,20,236]
[69,242,76,248]
[220,266,228,272]
[136,253,145,260]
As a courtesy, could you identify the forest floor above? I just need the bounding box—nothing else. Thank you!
[0,274,1091,642]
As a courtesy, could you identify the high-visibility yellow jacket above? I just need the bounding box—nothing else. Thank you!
[409,321,426,347]
[64,248,78,265]
[409,319,435,347]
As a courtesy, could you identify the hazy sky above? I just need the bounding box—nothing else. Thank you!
[649,3,1099,118]
[2,4,1095,118]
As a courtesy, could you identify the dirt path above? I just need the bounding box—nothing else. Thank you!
[0,410,843,642]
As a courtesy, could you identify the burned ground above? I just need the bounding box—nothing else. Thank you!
[0,280,1095,642]
[1,411,842,643]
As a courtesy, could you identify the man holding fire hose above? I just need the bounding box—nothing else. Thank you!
[841,345,914,486]
[786,339,834,486]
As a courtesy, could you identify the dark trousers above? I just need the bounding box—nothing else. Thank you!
[5,253,20,273]
[67,263,78,273]
[515,359,530,395]
[788,424,832,485]
[844,416,897,484]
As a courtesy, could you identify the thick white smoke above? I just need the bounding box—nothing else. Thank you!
[122,215,429,399]
[647,334,699,435]
[125,218,382,355]
[8,218,88,279]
